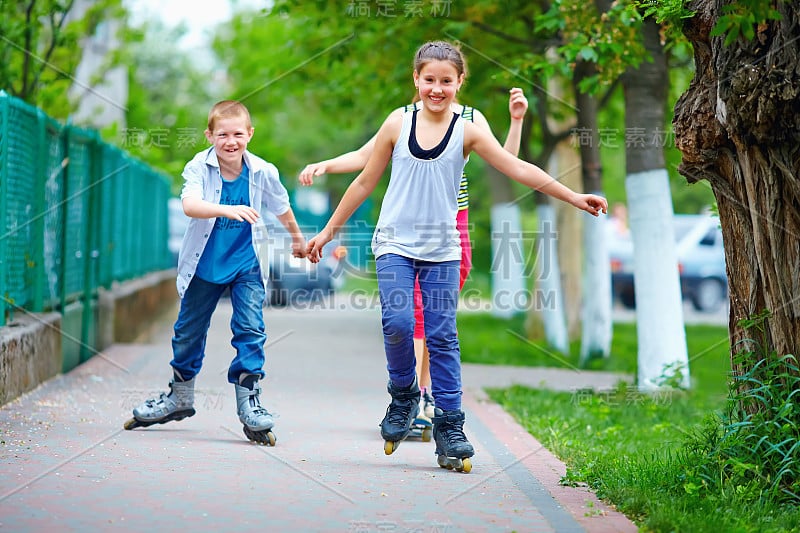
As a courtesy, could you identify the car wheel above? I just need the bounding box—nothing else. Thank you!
[619,288,636,309]
[692,279,726,312]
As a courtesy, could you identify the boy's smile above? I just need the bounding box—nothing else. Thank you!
[205,116,254,172]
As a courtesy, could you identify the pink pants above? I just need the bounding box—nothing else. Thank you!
[413,209,472,339]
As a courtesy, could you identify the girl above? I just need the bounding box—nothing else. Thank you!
[299,86,528,436]
[306,41,607,473]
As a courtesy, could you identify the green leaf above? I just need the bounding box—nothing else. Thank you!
[579,46,599,62]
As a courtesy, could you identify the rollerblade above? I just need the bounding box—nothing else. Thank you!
[421,389,436,419]
[432,407,474,473]
[409,389,434,442]
[409,414,433,442]
[380,378,420,455]
[235,374,276,446]
[124,370,196,430]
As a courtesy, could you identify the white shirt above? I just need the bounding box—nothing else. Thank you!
[176,147,290,298]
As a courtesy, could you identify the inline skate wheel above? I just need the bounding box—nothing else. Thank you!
[437,455,472,473]
[243,426,277,446]
[123,417,141,430]
[421,427,432,442]
[384,440,399,455]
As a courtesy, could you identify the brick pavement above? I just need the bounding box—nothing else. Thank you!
[0,298,637,532]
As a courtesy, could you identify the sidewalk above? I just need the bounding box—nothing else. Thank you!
[0,299,637,532]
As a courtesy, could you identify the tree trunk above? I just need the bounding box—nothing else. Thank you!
[574,58,613,364]
[524,81,570,353]
[554,140,583,340]
[624,18,691,389]
[674,1,800,376]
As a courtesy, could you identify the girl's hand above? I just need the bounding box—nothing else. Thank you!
[298,162,327,186]
[509,88,528,121]
[573,194,608,217]
[306,228,333,263]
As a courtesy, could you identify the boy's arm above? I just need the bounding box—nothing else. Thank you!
[276,208,307,258]
[306,113,399,262]
[464,122,607,216]
[182,196,260,224]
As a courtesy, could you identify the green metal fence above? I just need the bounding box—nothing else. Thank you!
[0,91,172,360]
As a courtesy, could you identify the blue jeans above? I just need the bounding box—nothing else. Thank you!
[376,254,462,411]
[171,269,267,384]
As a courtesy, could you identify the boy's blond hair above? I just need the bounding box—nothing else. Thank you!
[207,100,252,131]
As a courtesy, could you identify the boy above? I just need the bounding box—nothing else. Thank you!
[124,101,306,445]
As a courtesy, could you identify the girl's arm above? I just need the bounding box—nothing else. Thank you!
[298,108,404,185]
[306,113,401,262]
[464,122,607,216]
[472,87,527,156]
[297,137,376,185]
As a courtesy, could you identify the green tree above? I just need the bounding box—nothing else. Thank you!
[673,0,799,372]
[0,0,124,118]
[114,19,217,191]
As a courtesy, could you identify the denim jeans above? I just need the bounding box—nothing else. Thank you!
[375,254,462,411]
[171,269,267,384]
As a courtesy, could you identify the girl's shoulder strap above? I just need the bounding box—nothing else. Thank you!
[403,103,417,113]
[461,105,474,122]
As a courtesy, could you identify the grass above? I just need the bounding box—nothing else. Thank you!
[454,312,800,532]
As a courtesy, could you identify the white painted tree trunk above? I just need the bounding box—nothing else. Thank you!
[627,170,691,389]
[535,204,568,353]
[579,203,612,364]
[489,203,526,318]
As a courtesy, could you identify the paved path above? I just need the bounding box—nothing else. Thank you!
[0,299,637,532]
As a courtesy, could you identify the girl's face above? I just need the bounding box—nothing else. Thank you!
[204,116,254,168]
[413,60,463,112]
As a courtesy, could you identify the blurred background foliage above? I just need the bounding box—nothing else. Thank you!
[1,0,715,274]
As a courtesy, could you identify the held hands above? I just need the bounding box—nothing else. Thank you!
[298,162,327,186]
[572,193,609,217]
[305,228,334,264]
[509,88,528,121]
[291,236,308,259]
[223,204,260,223]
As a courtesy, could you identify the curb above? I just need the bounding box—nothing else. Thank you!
[464,389,639,533]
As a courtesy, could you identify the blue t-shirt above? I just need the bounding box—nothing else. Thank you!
[195,164,258,284]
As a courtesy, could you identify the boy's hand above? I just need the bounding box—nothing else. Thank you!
[306,228,333,263]
[574,194,608,217]
[223,204,260,223]
[291,238,308,259]
[298,162,327,186]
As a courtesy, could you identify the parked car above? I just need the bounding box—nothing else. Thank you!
[169,198,346,306]
[256,211,347,307]
[610,214,727,312]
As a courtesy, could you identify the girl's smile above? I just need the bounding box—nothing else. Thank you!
[414,59,463,113]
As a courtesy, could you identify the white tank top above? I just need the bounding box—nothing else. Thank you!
[372,111,467,262]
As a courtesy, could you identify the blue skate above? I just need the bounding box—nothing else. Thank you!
[380,378,420,455]
[432,407,474,473]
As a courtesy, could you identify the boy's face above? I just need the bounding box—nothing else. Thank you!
[204,116,254,168]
